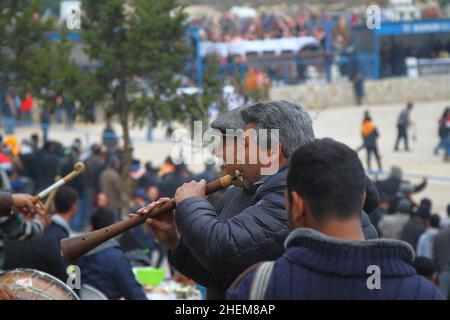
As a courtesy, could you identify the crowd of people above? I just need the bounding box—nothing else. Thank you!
[0,99,449,300]
[190,9,341,43]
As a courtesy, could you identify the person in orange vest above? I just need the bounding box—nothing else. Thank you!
[361,112,382,172]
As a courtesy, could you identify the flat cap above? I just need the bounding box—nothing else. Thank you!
[211,105,248,132]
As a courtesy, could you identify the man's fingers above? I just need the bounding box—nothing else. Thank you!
[137,202,159,214]
[158,197,172,204]
[146,218,170,232]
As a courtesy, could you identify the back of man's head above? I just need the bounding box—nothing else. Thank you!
[430,214,441,229]
[91,208,116,231]
[287,138,367,225]
[447,204,450,217]
[241,100,315,158]
[419,198,432,214]
[412,257,437,283]
[54,186,79,214]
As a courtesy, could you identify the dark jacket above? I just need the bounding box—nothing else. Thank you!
[400,217,427,251]
[44,223,69,245]
[227,228,444,300]
[77,239,146,300]
[376,177,427,206]
[363,128,379,149]
[170,167,379,299]
[4,237,67,282]
[160,172,186,198]
[433,227,450,271]
[171,167,290,299]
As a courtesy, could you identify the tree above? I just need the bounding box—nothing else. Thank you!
[25,31,87,116]
[80,0,208,212]
[0,0,53,92]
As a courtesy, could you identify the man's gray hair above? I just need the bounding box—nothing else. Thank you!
[240,100,315,158]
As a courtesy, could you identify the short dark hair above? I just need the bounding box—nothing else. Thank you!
[412,257,437,279]
[91,208,117,230]
[430,214,441,228]
[54,186,79,213]
[447,204,450,217]
[419,198,432,214]
[287,138,367,223]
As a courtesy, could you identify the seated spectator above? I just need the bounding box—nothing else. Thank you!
[227,138,443,300]
[44,186,78,243]
[440,204,450,229]
[378,194,411,239]
[417,214,440,259]
[400,208,431,251]
[146,185,160,203]
[77,208,147,300]
[130,190,147,213]
[433,222,450,268]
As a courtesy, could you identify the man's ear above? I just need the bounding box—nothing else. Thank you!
[361,191,367,209]
[290,191,305,223]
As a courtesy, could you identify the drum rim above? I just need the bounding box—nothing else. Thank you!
[0,267,80,300]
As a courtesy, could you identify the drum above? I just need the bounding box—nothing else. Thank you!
[0,268,79,300]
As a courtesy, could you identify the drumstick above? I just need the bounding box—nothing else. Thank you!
[43,176,61,214]
[32,162,85,204]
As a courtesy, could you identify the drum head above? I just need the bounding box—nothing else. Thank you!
[0,268,79,300]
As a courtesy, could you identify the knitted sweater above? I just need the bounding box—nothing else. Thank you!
[227,228,444,300]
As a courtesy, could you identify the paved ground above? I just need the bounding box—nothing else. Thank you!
[313,99,450,215]
[7,99,450,215]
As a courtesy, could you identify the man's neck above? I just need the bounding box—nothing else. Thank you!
[314,217,365,241]
[56,213,72,224]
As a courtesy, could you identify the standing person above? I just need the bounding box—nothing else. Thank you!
[227,138,443,300]
[440,108,450,162]
[433,107,449,155]
[99,156,125,219]
[353,72,365,105]
[19,92,33,124]
[102,123,118,152]
[40,106,51,143]
[4,92,16,134]
[360,113,382,171]
[395,102,414,151]
[55,94,64,123]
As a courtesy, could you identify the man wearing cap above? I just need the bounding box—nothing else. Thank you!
[138,101,380,299]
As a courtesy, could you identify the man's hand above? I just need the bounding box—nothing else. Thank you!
[133,198,181,252]
[34,204,51,230]
[174,180,206,205]
[0,284,15,300]
[11,193,37,215]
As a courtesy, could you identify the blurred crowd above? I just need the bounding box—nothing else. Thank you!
[0,127,222,300]
[370,165,450,297]
[190,10,358,44]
